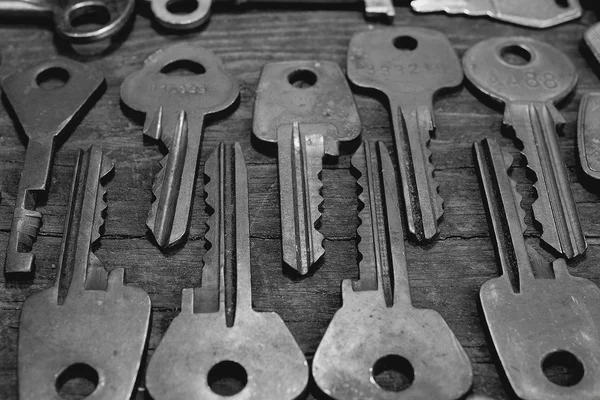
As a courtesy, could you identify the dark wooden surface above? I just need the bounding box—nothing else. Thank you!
[1,4,600,400]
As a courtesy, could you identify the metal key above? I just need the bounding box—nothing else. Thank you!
[3,58,104,277]
[474,138,600,400]
[313,141,473,400]
[410,0,582,29]
[18,147,151,400]
[463,37,585,259]
[577,93,600,180]
[0,0,135,44]
[146,143,308,400]
[347,28,463,242]
[253,61,361,275]
[584,23,600,64]
[121,43,239,249]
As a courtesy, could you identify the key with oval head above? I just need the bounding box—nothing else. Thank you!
[18,147,151,400]
[474,138,600,400]
[410,0,582,29]
[2,58,104,277]
[146,143,308,400]
[463,37,585,259]
[253,61,361,275]
[348,28,463,243]
[121,43,239,249]
[313,141,473,400]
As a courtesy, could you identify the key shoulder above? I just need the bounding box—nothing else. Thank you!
[120,43,239,117]
[463,36,577,105]
[252,60,361,144]
[347,28,463,96]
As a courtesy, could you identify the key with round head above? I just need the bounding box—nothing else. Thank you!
[474,138,600,400]
[410,0,582,29]
[121,43,239,249]
[463,37,585,259]
[313,141,473,400]
[18,147,151,400]
[2,58,104,277]
[146,143,308,400]
[253,61,361,275]
[348,28,463,243]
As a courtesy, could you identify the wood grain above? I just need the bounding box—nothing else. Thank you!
[0,5,599,400]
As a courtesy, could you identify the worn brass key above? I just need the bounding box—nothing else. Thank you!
[464,37,585,259]
[253,61,361,275]
[474,138,600,400]
[2,59,104,277]
[313,141,472,400]
[18,147,151,400]
[121,43,239,249]
[146,143,308,400]
[348,28,463,242]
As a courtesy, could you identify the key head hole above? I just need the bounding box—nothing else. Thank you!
[55,363,99,399]
[288,69,317,89]
[542,350,584,387]
[555,0,569,8]
[500,45,532,66]
[371,354,414,392]
[67,3,111,29]
[36,67,70,90]
[166,0,199,14]
[207,360,248,396]
[393,36,418,51]
[160,60,206,76]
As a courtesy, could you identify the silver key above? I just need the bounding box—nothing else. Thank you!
[146,143,308,400]
[313,141,472,400]
[411,0,582,29]
[463,36,585,259]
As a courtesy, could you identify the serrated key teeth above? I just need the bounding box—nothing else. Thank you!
[180,288,195,313]
[107,267,126,287]
[5,251,35,277]
[283,237,325,275]
[143,106,164,140]
[410,0,468,13]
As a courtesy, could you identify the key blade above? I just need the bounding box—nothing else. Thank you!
[577,93,600,180]
[277,123,325,275]
[474,139,533,292]
[18,147,151,400]
[2,58,104,141]
[313,140,472,400]
[146,142,308,400]
[253,60,361,156]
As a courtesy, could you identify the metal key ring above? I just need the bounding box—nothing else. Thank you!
[55,0,136,44]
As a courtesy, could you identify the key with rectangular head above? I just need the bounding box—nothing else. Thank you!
[347,28,463,242]
[312,141,472,400]
[474,138,600,400]
[253,61,361,275]
[463,37,585,259]
[18,147,151,400]
[121,43,239,249]
[2,58,104,277]
[410,0,582,29]
[146,143,308,400]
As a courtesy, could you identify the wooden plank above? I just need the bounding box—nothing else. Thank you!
[0,5,599,400]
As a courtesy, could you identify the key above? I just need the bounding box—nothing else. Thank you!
[577,93,600,180]
[584,23,600,63]
[253,61,361,275]
[474,138,600,400]
[312,141,473,400]
[347,28,462,242]
[18,147,151,400]
[2,58,104,277]
[146,143,308,400]
[0,0,135,44]
[121,43,239,249]
[463,37,585,259]
[410,0,582,29]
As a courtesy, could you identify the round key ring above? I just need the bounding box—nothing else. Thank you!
[54,0,136,44]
